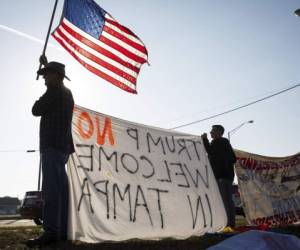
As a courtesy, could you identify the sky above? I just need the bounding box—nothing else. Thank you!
[0,0,300,198]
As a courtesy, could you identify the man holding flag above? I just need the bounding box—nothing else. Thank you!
[26,0,148,246]
[26,55,74,247]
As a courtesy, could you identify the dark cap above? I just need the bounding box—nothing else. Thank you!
[37,61,70,81]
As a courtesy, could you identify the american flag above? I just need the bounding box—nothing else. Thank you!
[52,0,148,94]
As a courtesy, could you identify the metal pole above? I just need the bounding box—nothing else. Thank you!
[37,154,42,191]
[36,0,59,80]
[25,149,41,190]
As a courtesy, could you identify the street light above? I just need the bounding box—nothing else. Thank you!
[294,9,300,17]
[227,120,254,141]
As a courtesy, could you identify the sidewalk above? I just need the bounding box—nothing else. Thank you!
[0,215,35,227]
[0,214,21,220]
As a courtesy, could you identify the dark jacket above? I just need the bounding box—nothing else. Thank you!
[203,137,236,181]
[32,83,75,154]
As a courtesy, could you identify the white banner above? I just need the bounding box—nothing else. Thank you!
[67,106,226,243]
[235,150,300,226]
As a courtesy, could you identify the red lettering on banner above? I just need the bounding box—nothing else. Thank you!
[252,209,300,226]
[96,116,115,146]
[237,154,300,170]
[76,109,115,146]
[78,111,94,139]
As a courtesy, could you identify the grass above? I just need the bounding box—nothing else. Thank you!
[0,227,227,250]
[0,217,299,249]
[0,226,41,249]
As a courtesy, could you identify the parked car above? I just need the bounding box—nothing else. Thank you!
[19,191,43,225]
[232,184,245,216]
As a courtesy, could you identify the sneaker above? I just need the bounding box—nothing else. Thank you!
[222,226,235,233]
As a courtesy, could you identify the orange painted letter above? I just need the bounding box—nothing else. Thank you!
[78,112,94,139]
[96,116,115,146]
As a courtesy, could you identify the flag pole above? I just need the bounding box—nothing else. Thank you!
[36,0,59,80]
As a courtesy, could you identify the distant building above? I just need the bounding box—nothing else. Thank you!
[0,197,21,215]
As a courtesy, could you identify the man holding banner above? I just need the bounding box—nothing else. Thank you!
[202,125,237,229]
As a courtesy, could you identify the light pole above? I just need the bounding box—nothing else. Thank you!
[26,149,41,191]
[228,120,254,141]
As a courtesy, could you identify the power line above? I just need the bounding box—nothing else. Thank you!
[170,83,300,130]
[156,86,281,127]
[0,149,38,153]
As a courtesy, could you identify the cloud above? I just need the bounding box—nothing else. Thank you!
[0,24,63,51]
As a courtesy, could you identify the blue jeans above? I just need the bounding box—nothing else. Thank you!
[218,179,236,227]
[41,148,69,238]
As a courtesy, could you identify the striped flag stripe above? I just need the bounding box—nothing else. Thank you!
[105,15,139,39]
[55,28,137,84]
[53,31,137,91]
[105,21,144,47]
[59,23,140,76]
[104,16,146,47]
[101,32,147,63]
[57,26,138,79]
[103,25,147,55]
[62,18,142,70]
[53,32,136,93]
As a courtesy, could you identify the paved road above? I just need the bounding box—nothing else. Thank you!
[0,219,35,227]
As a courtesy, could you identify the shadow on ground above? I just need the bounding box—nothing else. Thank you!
[1,222,299,250]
